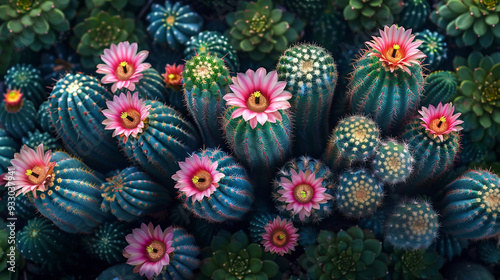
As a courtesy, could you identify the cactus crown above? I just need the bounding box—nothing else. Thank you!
[334,115,381,160]
[183,54,230,96]
[373,140,413,185]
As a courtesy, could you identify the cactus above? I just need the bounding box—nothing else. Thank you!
[337,0,403,34]
[358,206,388,239]
[48,73,128,171]
[82,222,129,264]
[22,130,61,151]
[163,63,187,115]
[432,231,469,260]
[420,71,457,107]
[441,169,500,239]
[477,239,500,264]
[459,132,488,164]
[306,4,347,52]
[273,156,335,223]
[97,264,143,280]
[183,54,230,147]
[385,199,439,249]
[172,149,254,222]
[430,0,500,49]
[336,169,384,218]
[38,100,55,135]
[415,30,448,72]
[184,31,240,73]
[0,88,37,139]
[303,226,388,279]
[323,115,381,170]
[157,227,200,280]
[248,211,277,243]
[390,248,444,280]
[282,0,326,19]
[277,44,338,158]
[116,68,167,104]
[100,167,171,222]
[225,0,305,61]
[4,64,46,108]
[372,139,413,185]
[0,128,17,174]
[147,1,203,50]
[398,0,431,30]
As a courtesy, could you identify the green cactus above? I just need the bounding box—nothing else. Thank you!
[421,71,458,107]
[337,0,403,34]
[398,0,431,30]
[415,30,448,72]
[82,222,129,264]
[22,129,60,151]
[372,139,414,185]
[4,63,46,108]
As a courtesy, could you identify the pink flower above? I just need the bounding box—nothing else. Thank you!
[96,41,151,92]
[223,68,292,129]
[261,216,299,256]
[366,24,426,74]
[172,154,225,202]
[8,144,56,198]
[3,88,24,113]
[102,92,151,144]
[123,223,175,279]
[163,63,183,91]
[419,102,463,142]
[278,169,333,222]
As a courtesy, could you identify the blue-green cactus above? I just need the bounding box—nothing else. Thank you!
[157,227,200,280]
[358,206,388,240]
[184,31,240,72]
[37,100,55,135]
[116,68,168,104]
[82,222,129,264]
[477,239,500,264]
[4,64,46,108]
[277,44,338,158]
[372,139,413,185]
[415,30,448,72]
[432,231,469,261]
[420,71,457,107]
[0,128,17,174]
[22,130,61,151]
[441,169,500,240]
[398,0,431,30]
[100,167,171,222]
[459,132,488,164]
[248,211,278,243]
[0,89,37,139]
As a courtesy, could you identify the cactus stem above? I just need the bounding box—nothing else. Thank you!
[191,170,213,191]
[293,184,314,203]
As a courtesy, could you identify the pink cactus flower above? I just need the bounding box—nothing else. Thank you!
[3,88,24,112]
[366,24,426,74]
[8,144,56,198]
[419,102,463,141]
[278,169,333,222]
[123,222,175,279]
[223,68,292,129]
[102,92,151,144]
[262,216,299,256]
[96,41,151,92]
[163,63,184,91]
[172,154,225,202]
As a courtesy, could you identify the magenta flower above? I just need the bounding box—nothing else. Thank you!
[278,169,333,222]
[102,92,151,144]
[223,68,292,129]
[366,24,426,74]
[163,63,184,91]
[419,102,463,141]
[96,41,151,92]
[262,216,299,256]
[172,154,225,202]
[8,144,56,198]
[123,222,175,279]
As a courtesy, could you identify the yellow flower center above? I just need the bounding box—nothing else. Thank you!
[293,184,314,204]
[116,61,135,81]
[166,15,175,25]
[120,109,141,130]
[271,229,288,248]
[191,170,213,191]
[429,116,449,135]
[246,91,268,113]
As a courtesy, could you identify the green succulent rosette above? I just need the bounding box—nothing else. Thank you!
[336,0,403,34]
[390,247,444,280]
[225,0,305,61]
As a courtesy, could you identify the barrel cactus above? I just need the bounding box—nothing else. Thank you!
[22,130,60,151]
[0,88,37,139]
[4,63,46,108]
[414,30,448,72]
[337,0,403,34]
[398,0,431,30]
[82,222,129,264]
[372,139,414,185]
[421,71,457,107]
[37,100,55,134]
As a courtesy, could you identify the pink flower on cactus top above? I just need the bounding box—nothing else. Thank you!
[419,102,463,141]
[102,92,151,144]
[96,41,151,92]
[262,216,299,256]
[163,63,183,91]
[9,144,56,198]
[172,154,225,202]
[366,24,426,74]
[278,169,333,222]
[123,222,175,279]
[223,68,292,129]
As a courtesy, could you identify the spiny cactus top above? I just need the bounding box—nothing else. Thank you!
[419,103,463,142]
[415,30,448,72]
[96,41,151,93]
[102,92,152,143]
[183,54,231,96]
[261,216,299,256]
[163,63,183,91]
[366,24,426,74]
[223,68,292,129]
[123,222,175,279]
[4,64,45,108]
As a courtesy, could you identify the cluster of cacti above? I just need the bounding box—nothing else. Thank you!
[184,31,240,72]
[4,64,46,108]
[116,68,168,103]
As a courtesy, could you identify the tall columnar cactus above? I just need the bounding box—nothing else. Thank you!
[184,31,240,73]
[225,0,305,61]
[22,130,61,152]
[147,1,203,49]
[441,169,500,239]
[116,68,167,104]
[223,68,293,184]
[0,88,37,139]
[430,0,500,48]
[4,64,46,108]
[277,44,338,157]
[37,100,55,135]
[401,103,462,187]
[415,30,448,72]
[82,222,129,264]
[0,128,17,174]
[273,156,335,223]
[372,139,414,185]
[348,25,426,133]
[48,73,128,171]
[102,92,200,183]
[421,71,457,107]
[172,149,254,222]
[385,199,440,249]
[336,169,384,218]
[336,0,403,34]
[183,54,230,147]
[398,0,431,30]
[100,167,171,222]
[453,52,500,148]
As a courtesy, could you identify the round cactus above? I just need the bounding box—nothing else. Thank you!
[100,167,171,222]
[414,30,448,72]
[282,0,325,19]
[82,222,129,264]
[22,130,60,151]
[116,68,168,104]
[147,1,203,49]
[372,139,413,185]
[4,64,46,108]
[390,248,444,280]
[0,88,37,139]
[277,44,338,158]
[225,0,305,61]
[248,211,277,243]
[441,169,500,239]
[398,0,431,30]
[172,149,254,223]
[432,231,469,261]
[337,0,403,34]
[37,100,55,135]
[420,71,457,107]
[0,128,17,174]
[336,169,384,218]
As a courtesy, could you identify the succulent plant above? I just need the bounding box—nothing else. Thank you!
[22,129,60,151]
[4,63,46,108]
[337,0,403,34]
[372,139,414,185]
[421,71,457,107]
[398,0,431,30]
[414,30,448,72]
[389,247,444,280]
[82,222,129,264]
[248,211,277,243]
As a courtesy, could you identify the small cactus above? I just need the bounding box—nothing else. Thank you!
[415,30,448,72]
[398,0,431,30]
[82,222,129,264]
[4,64,46,108]
[22,130,61,151]
[372,139,413,185]
[0,88,37,139]
[420,71,457,107]
[184,31,240,72]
